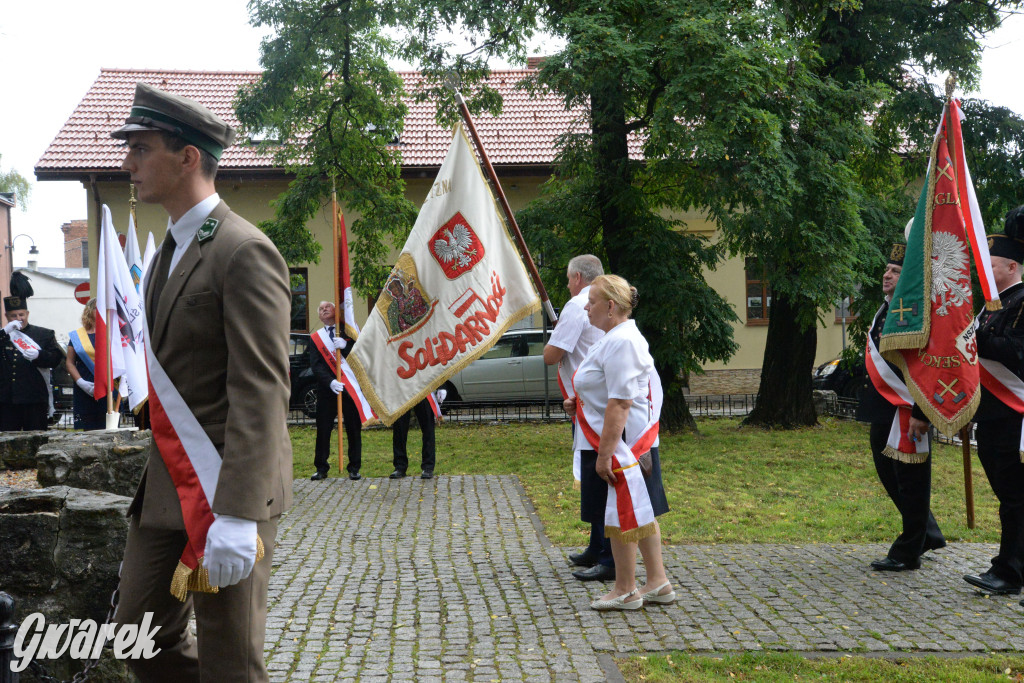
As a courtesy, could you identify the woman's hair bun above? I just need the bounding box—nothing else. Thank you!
[629,286,639,310]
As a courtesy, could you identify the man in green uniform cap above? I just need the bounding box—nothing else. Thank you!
[111,82,293,682]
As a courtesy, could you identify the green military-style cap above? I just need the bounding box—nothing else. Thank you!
[111,82,236,161]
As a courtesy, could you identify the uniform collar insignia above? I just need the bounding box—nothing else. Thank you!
[197,218,220,243]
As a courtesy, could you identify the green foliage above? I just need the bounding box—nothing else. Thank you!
[0,154,30,210]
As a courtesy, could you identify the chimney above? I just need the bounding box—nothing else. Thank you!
[526,56,548,70]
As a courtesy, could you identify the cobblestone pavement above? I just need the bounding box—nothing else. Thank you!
[264,475,1024,681]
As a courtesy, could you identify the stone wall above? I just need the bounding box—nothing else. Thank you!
[689,369,762,395]
[36,430,150,497]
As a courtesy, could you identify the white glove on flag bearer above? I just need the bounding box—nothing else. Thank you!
[347,123,541,424]
[330,379,344,395]
[3,320,21,334]
[203,514,258,587]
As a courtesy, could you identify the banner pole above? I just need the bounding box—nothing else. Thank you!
[960,425,976,529]
[332,180,345,474]
[453,91,558,323]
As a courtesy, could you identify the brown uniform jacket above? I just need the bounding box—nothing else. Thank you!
[131,200,293,528]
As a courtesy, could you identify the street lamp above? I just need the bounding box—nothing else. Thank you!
[6,234,39,257]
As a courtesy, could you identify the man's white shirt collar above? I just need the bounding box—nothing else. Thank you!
[166,193,220,272]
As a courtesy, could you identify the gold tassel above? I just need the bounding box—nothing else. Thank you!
[882,445,929,464]
[605,521,658,544]
[169,534,266,602]
[572,478,581,492]
[987,299,1003,312]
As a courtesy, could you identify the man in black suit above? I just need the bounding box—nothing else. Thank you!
[965,206,1024,596]
[0,276,64,431]
[857,242,945,571]
[309,300,362,481]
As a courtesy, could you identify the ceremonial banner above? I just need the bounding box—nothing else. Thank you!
[94,205,149,412]
[142,232,156,281]
[349,123,541,424]
[124,213,144,294]
[337,207,360,339]
[879,102,989,436]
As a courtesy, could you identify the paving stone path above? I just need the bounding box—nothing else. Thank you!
[264,475,1024,681]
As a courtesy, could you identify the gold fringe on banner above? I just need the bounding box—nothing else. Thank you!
[881,446,929,464]
[606,521,658,544]
[169,535,266,602]
[987,300,1004,311]
[572,479,581,491]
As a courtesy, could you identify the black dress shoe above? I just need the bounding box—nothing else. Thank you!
[870,556,920,572]
[310,471,328,481]
[925,538,947,552]
[572,564,616,581]
[421,470,434,480]
[568,551,599,567]
[964,571,1023,595]
[348,471,362,481]
[389,470,407,479]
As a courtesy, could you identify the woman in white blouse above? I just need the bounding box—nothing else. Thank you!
[563,274,674,610]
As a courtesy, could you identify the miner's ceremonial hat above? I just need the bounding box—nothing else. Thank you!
[988,205,1024,264]
[888,243,906,266]
[111,82,236,160]
[4,271,33,313]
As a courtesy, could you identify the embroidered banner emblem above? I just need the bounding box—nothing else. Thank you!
[429,212,485,279]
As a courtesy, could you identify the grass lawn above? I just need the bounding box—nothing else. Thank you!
[619,651,1024,682]
[289,417,1001,546]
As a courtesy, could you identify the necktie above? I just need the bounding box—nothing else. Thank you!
[328,326,335,339]
[149,232,177,328]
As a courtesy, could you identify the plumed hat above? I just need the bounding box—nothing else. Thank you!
[4,271,33,312]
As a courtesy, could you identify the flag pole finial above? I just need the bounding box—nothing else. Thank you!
[945,75,956,99]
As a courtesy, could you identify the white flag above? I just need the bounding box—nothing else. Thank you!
[349,123,540,424]
[95,205,148,411]
[141,232,156,298]
[124,213,144,294]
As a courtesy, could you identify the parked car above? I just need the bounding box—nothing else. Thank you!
[441,329,560,403]
[289,333,319,417]
[812,353,867,400]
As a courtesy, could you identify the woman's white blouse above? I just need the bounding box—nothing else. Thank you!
[571,319,655,453]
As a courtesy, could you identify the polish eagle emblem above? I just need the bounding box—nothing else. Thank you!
[429,212,485,279]
[434,223,477,268]
[931,231,971,316]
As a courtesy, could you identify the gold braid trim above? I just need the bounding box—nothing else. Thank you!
[169,535,266,602]
[987,299,1004,311]
[572,478,581,491]
[605,521,658,544]
[881,445,929,464]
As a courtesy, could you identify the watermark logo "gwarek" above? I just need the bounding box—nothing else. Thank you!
[10,612,161,673]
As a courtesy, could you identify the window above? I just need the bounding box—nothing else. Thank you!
[289,268,308,333]
[745,257,771,324]
[834,294,858,323]
[81,240,89,268]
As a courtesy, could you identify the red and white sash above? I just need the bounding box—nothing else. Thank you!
[979,357,1024,462]
[143,323,263,601]
[865,305,930,462]
[312,328,377,424]
[9,328,53,417]
[573,371,662,542]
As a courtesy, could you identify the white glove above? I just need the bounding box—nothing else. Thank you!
[435,389,447,405]
[203,515,258,588]
[330,379,344,395]
[332,337,347,351]
[2,320,22,334]
[75,378,95,397]
[21,346,39,360]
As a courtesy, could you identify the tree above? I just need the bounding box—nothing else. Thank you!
[0,154,30,210]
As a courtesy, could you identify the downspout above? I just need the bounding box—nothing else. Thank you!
[89,173,101,281]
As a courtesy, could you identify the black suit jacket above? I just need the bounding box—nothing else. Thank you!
[856,301,926,425]
[309,327,355,392]
[0,323,63,404]
[976,282,1024,423]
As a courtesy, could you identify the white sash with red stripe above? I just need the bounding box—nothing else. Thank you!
[142,322,265,600]
[979,357,1024,462]
[573,367,661,542]
[9,328,53,417]
[313,328,377,424]
[865,305,930,462]
[557,368,583,483]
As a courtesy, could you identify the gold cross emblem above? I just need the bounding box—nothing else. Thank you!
[891,298,918,327]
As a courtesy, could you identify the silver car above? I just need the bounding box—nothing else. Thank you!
[441,329,561,402]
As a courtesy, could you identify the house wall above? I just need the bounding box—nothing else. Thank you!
[0,202,12,310]
[83,175,849,394]
[14,268,82,348]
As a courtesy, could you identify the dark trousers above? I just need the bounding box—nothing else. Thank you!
[579,450,614,568]
[392,399,435,473]
[0,402,48,431]
[313,387,362,474]
[869,421,944,563]
[976,419,1024,584]
[115,514,279,682]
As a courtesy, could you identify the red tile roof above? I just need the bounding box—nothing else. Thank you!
[36,67,610,179]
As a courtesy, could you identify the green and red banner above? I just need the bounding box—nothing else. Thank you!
[879,101,994,437]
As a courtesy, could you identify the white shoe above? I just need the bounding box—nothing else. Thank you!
[641,581,676,605]
[590,587,643,611]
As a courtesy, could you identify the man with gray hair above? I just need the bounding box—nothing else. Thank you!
[544,254,613,580]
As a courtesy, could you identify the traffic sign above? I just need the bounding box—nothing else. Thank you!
[74,282,91,305]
